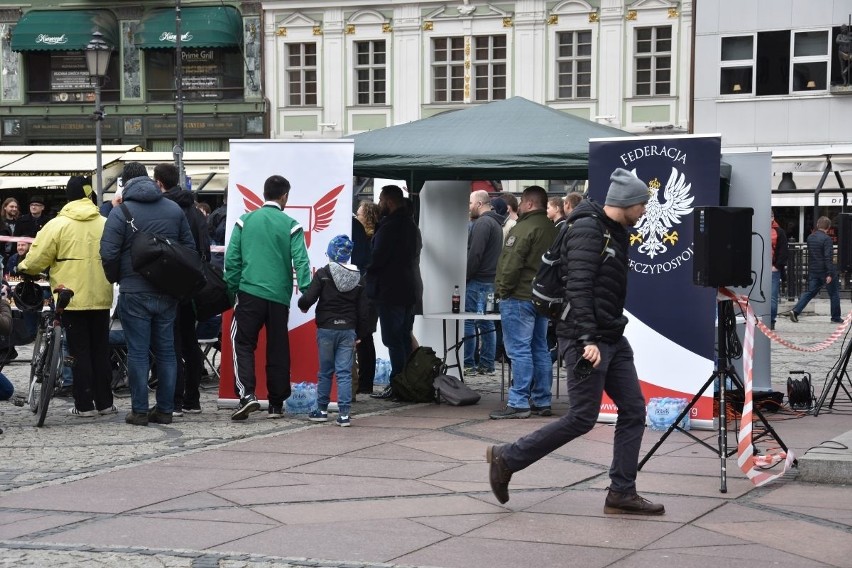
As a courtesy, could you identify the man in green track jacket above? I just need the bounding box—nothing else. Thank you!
[225,175,311,421]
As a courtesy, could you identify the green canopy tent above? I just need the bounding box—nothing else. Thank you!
[349,96,632,192]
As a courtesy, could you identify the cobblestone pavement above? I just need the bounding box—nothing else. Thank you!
[1,298,850,567]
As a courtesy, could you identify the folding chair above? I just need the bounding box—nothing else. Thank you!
[196,314,221,389]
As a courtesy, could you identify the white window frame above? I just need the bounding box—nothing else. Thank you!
[431,36,466,103]
[555,29,593,100]
[353,39,387,105]
[285,42,317,107]
[790,30,830,92]
[633,25,672,97]
[720,34,755,95]
[471,34,507,102]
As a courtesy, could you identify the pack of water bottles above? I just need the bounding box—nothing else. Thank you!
[646,397,690,431]
[374,358,391,385]
[284,381,318,414]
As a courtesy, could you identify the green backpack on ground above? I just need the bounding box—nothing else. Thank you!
[391,346,444,402]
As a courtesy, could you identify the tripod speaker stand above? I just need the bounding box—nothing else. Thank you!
[638,299,792,493]
[813,338,852,416]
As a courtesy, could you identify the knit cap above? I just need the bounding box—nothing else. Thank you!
[327,234,353,263]
[490,197,508,216]
[605,168,650,207]
[66,176,93,201]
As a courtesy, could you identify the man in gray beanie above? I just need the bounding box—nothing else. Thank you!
[487,167,665,516]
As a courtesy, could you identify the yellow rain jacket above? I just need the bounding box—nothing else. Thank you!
[19,198,112,311]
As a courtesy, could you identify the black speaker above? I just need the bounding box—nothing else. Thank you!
[693,206,753,287]
[837,213,852,272]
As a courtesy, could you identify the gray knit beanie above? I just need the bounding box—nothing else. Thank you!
[605,168,650,207]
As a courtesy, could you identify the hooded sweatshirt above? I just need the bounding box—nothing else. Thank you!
[100,175,195,294]
[297,261,370,338]
[20,198,112,310]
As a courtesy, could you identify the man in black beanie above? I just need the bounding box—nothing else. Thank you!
[19,176,114,417]
[486,167,665,516]
[100,161,195,426]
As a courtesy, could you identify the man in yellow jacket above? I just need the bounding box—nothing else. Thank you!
[20,176,115,417]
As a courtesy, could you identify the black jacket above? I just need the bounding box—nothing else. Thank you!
[298,262,369,338]
[466,210,503,282]
[163,186,211,261]
[366,208,419,305]
[556,200,628,344]
[16,213,52,238]
[806,229,835,278]
[771,222,788,272]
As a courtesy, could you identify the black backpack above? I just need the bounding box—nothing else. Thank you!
[391,346,444,402]
[531,214,611,322]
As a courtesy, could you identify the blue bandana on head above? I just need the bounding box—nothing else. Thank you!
[327,234,353,263]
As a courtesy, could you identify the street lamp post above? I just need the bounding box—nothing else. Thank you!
[85,31,112,207]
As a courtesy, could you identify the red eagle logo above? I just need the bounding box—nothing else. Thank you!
[236,183,344,248]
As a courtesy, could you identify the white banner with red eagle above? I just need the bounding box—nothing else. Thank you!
[218,140,354,406]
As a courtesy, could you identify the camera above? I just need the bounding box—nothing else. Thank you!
[573,357,594,379]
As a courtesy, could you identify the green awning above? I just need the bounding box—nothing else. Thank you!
[11,10,118,52]
[135,6,242,49]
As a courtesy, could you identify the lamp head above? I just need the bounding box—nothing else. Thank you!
[85,30,112,78]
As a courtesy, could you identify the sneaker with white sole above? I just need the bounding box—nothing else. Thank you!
[308,408,328,422]
[172,409,184,417]
[336,415,351,427]
[231,394,260,421]
[97,405,118,416]
[69,407,97,417]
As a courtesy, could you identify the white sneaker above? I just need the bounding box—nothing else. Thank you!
[69,407,96,418]
[97,405,118,416]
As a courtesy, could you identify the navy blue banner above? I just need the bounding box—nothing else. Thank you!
[589,136,721,360]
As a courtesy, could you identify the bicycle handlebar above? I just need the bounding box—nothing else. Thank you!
[53,286,74,313]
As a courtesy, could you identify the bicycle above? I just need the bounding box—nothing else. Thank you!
[26,284,74,427]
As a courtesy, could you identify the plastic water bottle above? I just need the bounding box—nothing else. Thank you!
[486,292,495,313]
[476,291,486,314]
[452,286,460,313]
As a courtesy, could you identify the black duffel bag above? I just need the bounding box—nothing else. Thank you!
[194,262,231,321]
[120,203,205,300]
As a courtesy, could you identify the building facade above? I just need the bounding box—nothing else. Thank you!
[0,1,267,151]
[261,0,693,146]
[693,0,852,241]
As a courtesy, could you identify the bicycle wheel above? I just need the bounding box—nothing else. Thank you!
[28,327,47,414]
[36,327,62,427]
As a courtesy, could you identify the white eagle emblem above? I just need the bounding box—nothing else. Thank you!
[631,167,694,259]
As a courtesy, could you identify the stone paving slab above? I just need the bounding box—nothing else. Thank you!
[0,298,851,567]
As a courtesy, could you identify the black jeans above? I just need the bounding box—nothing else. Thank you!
[63,310,113,412]
[231,291,291,406]
[173,300,203,410]
[501,336,646,493]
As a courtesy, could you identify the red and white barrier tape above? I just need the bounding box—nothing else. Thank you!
[0,235,34,244]
[755,310,852,352]
[210,245,225,253]
[719,288,796,486]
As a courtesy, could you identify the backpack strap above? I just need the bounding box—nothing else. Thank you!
[119,202,139,233]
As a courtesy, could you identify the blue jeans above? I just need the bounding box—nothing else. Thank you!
[500,297,552,409]
[464,280,496,371]
[771,270,781,325]
[316,328,356,416]
[120,292,178,414]
[502,336,646,493]
[0,371,12,400]
[377,303,414,377]
[793,274,841,320]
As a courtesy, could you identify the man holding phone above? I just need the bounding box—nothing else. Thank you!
[486,168,664,516]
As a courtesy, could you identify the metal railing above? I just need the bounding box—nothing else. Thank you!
[784,243,850,301]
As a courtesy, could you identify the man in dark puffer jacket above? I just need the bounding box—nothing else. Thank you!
[155,162,211,415]
[487,168,665,516]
